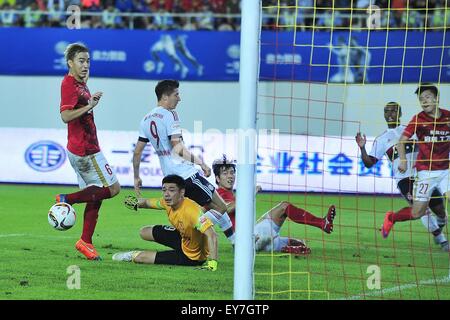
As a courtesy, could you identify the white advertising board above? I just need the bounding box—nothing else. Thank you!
[0,128,398,194]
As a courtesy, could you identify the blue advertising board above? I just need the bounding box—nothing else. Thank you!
[1,28,448,83]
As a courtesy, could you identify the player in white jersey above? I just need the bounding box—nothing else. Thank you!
[132,79,235,244]
[356,102,448,251]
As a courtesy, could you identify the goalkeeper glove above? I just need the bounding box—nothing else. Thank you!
[197,259,218,271]
[124,195,138,211]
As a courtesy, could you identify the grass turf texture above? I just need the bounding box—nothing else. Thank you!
[0,184,449,300]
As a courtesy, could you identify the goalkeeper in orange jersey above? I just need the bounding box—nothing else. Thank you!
[112,175,218,271]
[212,155,336,255]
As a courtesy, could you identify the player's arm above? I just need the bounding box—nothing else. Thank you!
[396,134,409,173]
[355,132,377,168]
[124,195,166,211]
[133,140,147,196]
[141,198,166,210]
[195,211,218,271]
[170,136,211,177]
[60,92,103,123]
[204,226,218,261]
[218,190,236,213]
[226,201,235,213]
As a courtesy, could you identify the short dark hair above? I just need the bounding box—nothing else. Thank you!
[385,101,401,110]
[155,79,179,101]
[415,83,438,97]
[162,174,185,190]
[212,155,236,177]
[64,43,89,68]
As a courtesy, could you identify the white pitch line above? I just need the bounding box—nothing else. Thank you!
[0,233,74,239]
[0,233,26,238]
[340,276,450,300]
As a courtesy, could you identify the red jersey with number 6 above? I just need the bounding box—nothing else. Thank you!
[403,108,450,171]
[60,74,100,156]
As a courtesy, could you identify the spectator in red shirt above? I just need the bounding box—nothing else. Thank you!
[57,43,121,260]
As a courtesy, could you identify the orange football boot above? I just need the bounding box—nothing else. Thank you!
[381,211,394,239]
[75,239,101,260]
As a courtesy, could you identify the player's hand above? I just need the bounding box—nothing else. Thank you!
[355,132,366,148]
[134,177,142,197]
[196,259,217,271]
[89,92,103,108]
[124,195,138,211]
[398,161,407,173]
[201,164,211,177]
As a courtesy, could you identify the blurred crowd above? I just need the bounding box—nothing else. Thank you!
[0,0,240,29]
[264,0,450,30]
[0,0,449,30]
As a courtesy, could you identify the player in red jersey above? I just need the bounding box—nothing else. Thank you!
[212,155,336,255]
[356,102,448,251]
[56,43,121,260]
[381,83,449,245]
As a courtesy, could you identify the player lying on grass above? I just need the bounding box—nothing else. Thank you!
[356,101,449,251]
[380,84,449,251]
[113,175,218,271]
[212,155,336,255]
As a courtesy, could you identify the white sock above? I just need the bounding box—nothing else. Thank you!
[435,233,447,245]
[421,212,448,245]
[204,210,235,243]
[436,215,448,227]
[420,211,440,233]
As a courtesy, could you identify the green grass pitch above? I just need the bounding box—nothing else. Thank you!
[0,184,449,300]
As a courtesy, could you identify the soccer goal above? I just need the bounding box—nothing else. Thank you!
[235,1,450,300]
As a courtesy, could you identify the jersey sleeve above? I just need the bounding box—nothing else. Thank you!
[147,198,168,210]
[403,116,418,139]
[60,81,78,113]
[368,137,384,160]
[138,118,150,142]
[164,110,182,137]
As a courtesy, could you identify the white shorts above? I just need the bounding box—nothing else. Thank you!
[254,216,288,252]
[414,169,450,202]
[68,150,118,189]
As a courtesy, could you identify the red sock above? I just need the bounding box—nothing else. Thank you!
[285,204,324,230]
[391,207,414,222]
[81,201,102,244]
[66,186,111,204]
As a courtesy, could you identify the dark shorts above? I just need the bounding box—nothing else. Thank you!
[152,225,204,266]
[184,172,215,206]
[397,177,444,208]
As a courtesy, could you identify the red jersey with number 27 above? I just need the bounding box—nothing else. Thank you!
[60,74,100,156]
[217,187,236,231]
[403,108,450,171]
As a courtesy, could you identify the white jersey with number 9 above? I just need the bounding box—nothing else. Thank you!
[138,106,197,179]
